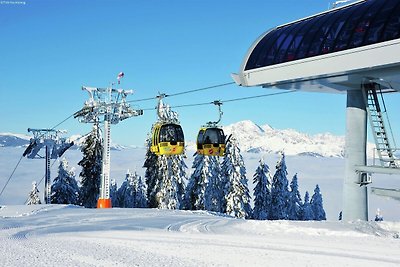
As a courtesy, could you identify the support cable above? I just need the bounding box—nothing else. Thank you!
[166,82,235,98]
[0,155,24,199]
[142,89,297,111]
[127,82,235,103]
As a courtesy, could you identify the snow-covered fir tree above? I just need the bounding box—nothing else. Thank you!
[153,155,185,209]
[185,153,222,212]
[145,152,186,209]
[204,156,223,213]
[310,184,326,221]
[135,174,148,208]
[117,171,134,208]
[252,158,272,220]
[221,136,252,219]
[50,158,79,205]
[185,153,210,210]
[287,174,302,220]
[169,155,186,209]
[143,136,159,208]
[299,191,314,221]
[110,179,119,207]
[118,170,148,208]
[26,181,41,205]
[78,124,103,208]
[269,152,290,220]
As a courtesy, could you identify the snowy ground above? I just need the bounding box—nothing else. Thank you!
[0,205,399,266]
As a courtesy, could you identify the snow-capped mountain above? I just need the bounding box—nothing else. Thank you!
[222,120,347,157]
[0,133,30,147]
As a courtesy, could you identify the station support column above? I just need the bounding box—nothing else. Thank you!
[343,89,368,221]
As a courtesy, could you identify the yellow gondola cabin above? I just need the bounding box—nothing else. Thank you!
[151,123,185,156]
[196,127,225,156]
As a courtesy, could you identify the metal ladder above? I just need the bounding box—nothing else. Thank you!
[363,83,396,167]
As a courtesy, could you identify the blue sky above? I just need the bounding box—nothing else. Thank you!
[1,0,399,146]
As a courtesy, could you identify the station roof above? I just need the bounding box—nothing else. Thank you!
[232,0,400,93]
[245,0,400,71]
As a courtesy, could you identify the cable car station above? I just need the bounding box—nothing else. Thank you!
[232,0,400,220]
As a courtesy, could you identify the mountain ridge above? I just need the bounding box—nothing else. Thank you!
[221,120,346,157]
[1,120,375,157]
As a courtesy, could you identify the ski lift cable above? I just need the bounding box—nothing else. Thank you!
[127,82,235,103]
[0,155,24,199]
[50,113,75,130]
[141,89,298,111]
[222,90,297,103]
[166,82,235,98]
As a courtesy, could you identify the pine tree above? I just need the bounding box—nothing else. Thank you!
[204,156,223,213]
[169,155,186,209]
[252,158,272,220]
[310,184,326,220]
[185,153,209,210]
[287,174,302,220]
[50,158,79,205]
[143,136,159,208]
[135,174,148,208]
[110,179,119,207]
[153,155,185,209]
[222,137,252,219]
[118,170,148,208]
[269,152,290,220]
[117,171,133,208]
[299,191,314,221]
[78,124,103,208]
[27,181,41,205]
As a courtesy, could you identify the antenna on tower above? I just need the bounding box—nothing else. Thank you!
[74,73,143,208]
[23,128,74,204]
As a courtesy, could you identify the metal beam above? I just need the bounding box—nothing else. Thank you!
[355,165,400,175]
[371,187,400,201]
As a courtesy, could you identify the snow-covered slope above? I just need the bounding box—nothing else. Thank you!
[0,205,399,266]
[223,120,346,157]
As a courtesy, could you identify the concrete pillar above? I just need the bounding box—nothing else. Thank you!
[343,89,368,221]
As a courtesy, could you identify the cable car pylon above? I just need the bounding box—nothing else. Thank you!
[150,94,185,156]
[23,128,74,204]
[74,75,143,208]
[196,100,226,157]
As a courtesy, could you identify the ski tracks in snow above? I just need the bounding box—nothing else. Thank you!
[0,206,400,266]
